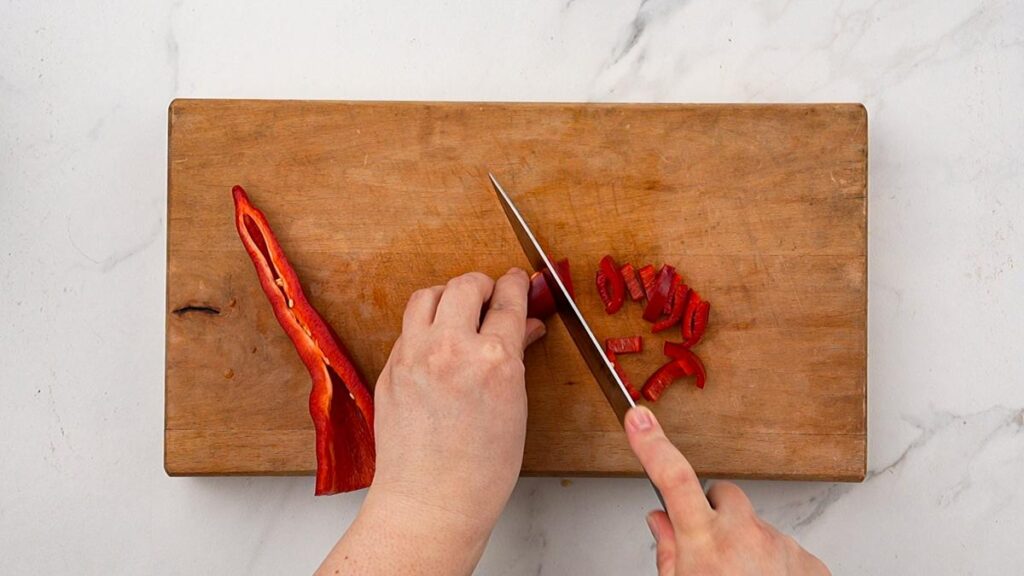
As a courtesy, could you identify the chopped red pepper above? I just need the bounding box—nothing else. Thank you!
[681,298,711,348]
[619,263,645,301]
[663,341,707,389]
[527,259,574,319]
[637,264,657,300]
[652,282,690,333]
[641,360,691,401]
[554,258,574,298]
[232,185,375,495]
[606,349,642,401]
[605,336,643,354]
[642,265,676,322]
[596,255,626,314]
[662,272,681,315]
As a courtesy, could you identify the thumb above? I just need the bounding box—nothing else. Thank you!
[647,510,677,575]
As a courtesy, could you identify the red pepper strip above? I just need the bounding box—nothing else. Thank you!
[527,259,574,319]
[554,258,574,298]
[642,265,676,322]
[637,264,657,300]
[595,270,611,311]
[232,185,375,495]
[597,255,626,314]
[652,282,690,333]
[641,359,691,402]
[682,300,711,348]
[663,341,707,389]
[619,263,645,301]
[606,349,642,401]
[662,272,681,315]
[681,290,702,342]
[605,336,643,354]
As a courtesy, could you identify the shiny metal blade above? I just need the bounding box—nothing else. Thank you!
[488,173,636,424]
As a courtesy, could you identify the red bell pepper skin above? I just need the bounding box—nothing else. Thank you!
[596,255,626,314]
[554,258,574,298]
[526,258,574,319]
[637,264,657,300]
[641,359,691,402]
[605,336,643,354]
[682,300,711,347]
[642,265,676,322]
[663,341,707,389]
[606,349,642,401]
[652,282,690,333]
[662,272,681,315]
[232,185,375,495]
[619,263,645,301]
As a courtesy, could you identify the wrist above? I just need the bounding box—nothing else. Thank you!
[356,484,495,571]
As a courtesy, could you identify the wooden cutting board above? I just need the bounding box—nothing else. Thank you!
[165,100,866,481]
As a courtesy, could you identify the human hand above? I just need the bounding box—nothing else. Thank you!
[625,406,831,576]
[370,270,544,540]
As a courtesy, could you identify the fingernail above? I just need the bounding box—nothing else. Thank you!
[646,513,660,542]
[509,267,526,277]
[627,406,654,432]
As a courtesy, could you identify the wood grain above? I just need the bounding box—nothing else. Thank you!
[165,100,867,481]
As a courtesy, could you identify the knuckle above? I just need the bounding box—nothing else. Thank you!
[650,458,696,489]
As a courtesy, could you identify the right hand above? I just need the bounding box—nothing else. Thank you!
[625,406,831,576]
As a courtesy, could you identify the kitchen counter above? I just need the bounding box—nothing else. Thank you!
[1,1,1021,573]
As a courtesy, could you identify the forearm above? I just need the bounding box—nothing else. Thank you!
[316,488,494,576]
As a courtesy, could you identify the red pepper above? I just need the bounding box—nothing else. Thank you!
[527,258,574,319]
[652,282,690,333]
[681,298,711,348]
[641,360,691,402]
[605,336,643,354]
[637,264,656,300]
[663,341,707,389]
[596,255,626,314]
[232,185,375,495]
[606,349,642,401]
[554,258,574,298]
[642,265,676,322]
[619,263,645,301]
[662,272,681,315]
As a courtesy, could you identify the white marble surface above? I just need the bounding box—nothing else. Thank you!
[1,0,1022,573]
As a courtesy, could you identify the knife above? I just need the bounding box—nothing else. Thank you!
[489,173,695,507]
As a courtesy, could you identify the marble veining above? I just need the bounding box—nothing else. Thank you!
[1,0,1021,573]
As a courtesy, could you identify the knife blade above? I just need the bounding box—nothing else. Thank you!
[488,173,637,424]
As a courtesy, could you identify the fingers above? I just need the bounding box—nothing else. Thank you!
[646,511,677,575]
[706,481,753,515]
[523,318,546,349]
[625,406,714,532]
[480,268,531,350]
[434,272,495,331]
[402,286,444,333]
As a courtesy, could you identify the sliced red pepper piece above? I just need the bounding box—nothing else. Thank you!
[606,349,642,401]
[527,258,574,319]
[641,360,691,402]
[663,341,707,389]
[662,272,681,315]
[642,265,676,322]
[232,185,375,495]
[596,255,626,314]
[637,264,657,300]
[682,300,711,348]
[619,263,645,301]
[605,336,643,354]
[652,282,690,333]
[554,258,574,298]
